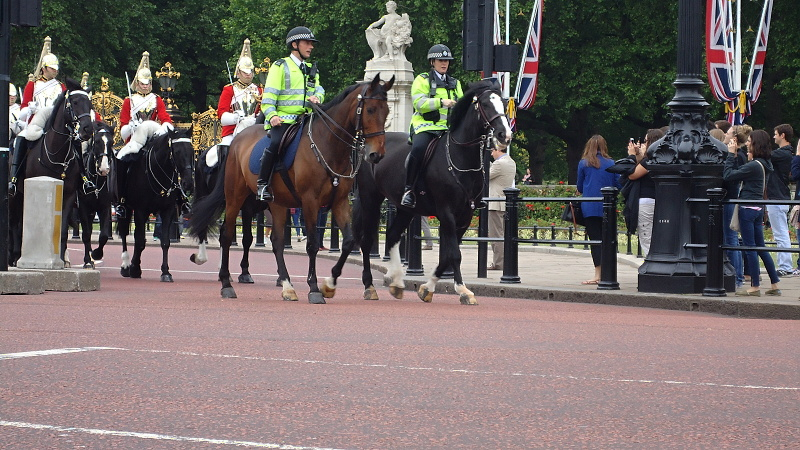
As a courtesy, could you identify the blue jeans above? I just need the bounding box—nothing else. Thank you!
[738,207,780,288]
[722,203,744,286]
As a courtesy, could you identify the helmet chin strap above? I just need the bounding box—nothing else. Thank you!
[291,43,306,61]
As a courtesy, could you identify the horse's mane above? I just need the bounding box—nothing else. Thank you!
[448,79,500,131]
[321,82,364,112]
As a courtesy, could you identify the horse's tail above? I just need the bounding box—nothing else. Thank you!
[187,154,227,240]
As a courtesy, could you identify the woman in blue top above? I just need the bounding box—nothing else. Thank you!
[577,135,620,284]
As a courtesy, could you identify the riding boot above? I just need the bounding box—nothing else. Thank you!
[8,137,27,197]
[256,149,277,202]
[74,145,97,195]
[216,144,229,165]
[115,160,129,219]
[400,154,420,208]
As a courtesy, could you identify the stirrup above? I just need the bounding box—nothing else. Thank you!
[400,190,416,208]
[82,178,98,195]
[115,204,127,219]
[8,180,17,198]
[256,183,273,202]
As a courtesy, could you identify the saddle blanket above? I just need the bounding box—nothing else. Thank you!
[248,121,304,175]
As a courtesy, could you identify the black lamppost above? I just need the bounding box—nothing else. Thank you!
[255,57,271,88]
[638,0,732,293]
[156,62,183,121]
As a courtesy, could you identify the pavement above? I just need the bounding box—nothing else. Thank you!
[99,231,800,321]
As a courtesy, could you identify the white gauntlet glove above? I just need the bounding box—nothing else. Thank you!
[155,121,174,136]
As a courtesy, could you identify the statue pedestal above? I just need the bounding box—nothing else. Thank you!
[365,59,414,133]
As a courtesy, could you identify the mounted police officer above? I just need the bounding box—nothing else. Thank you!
[401,44,463,208]
[216,38,262,160]
[256,26,325,202]
[9,37,67,196]
[115,51,174,218]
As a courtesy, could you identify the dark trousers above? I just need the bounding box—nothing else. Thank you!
[584,216,603,267]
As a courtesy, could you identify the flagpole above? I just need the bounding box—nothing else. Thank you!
[734,0,741,92]
[504,0,510,98]
[513,1,537,100]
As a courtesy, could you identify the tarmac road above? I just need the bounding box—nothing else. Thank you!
[1,241,799,448]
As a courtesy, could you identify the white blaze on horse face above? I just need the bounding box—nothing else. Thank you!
[488,93,512,148]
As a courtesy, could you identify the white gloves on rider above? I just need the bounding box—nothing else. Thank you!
[27,101,38,116]
[121,120,140,141]
[155,121,174,136]
[220,111,243,126]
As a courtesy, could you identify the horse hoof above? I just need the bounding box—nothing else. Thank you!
[120,267,131,278]
[64,261,71,269]
[130,266,142,279]
[389,285,404,299]
[308,292,326,304]
[160,274,174,282]
[221,287,237,298]
[321,284,336,299]
[418,285,433,303]
[190,254,206,265]
[459,293,478,305]
[238,274,254,284]
[282,290,299,301]
[83,262,95,269]
[91,249,104,260]
[363,286,379,300]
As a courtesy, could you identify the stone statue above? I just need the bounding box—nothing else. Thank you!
[366,1,413,61]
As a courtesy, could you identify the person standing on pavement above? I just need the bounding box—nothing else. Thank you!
[577,135,619,285]
[487,146,516,270]
[767,124,797,277]
[724,129,781,297]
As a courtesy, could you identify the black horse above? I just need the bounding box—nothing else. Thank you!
[9,78,94,266]
[116,128,194,281]
[75,121,115,268]
[189,145,264,284]
[322,80,512,305]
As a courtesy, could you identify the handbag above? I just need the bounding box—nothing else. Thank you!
[730,205,740,232]
[561,201,585,227]
[790,204,800,229]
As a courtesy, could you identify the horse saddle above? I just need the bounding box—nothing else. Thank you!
[248,117,305,175]
[406,132,444,197]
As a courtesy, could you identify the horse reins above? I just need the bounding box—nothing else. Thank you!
[145,135,192,198]
[39,90,92,180]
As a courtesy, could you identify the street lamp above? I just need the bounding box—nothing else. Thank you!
[637,0,731,294]
[255,57,271,87]
[156,62,182,120]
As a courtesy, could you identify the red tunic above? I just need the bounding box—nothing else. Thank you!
[119,94,173,127]
[21,78,66,108]
[217,83,262,138]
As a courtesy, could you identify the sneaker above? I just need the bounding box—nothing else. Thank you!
[777,269,799,277]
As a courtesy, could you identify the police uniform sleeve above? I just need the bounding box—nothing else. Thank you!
[411,74,440,114]
[261,60,284,123]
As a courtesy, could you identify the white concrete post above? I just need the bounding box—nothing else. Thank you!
[17,176,65,270]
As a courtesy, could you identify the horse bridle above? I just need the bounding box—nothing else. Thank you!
[40,90,93,179]
[307,83,387,183]
[446,89,506,173]
[145,135,193,199]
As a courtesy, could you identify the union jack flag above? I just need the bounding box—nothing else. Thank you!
[514,0,543,111]
[745,0,772,113]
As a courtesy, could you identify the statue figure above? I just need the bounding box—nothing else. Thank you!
[366,1,413,61]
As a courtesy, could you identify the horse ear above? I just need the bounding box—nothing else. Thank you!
[383,75,395,92]
[64,78,82,91]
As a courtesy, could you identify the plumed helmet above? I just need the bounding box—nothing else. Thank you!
[132,51,152,89]
[33,36,58,76]
[427,44,454,61]
[9,83,16,96]
[286,26,318,45]
[236,38,255,74]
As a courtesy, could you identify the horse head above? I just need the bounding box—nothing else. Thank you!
[63,78,94,142]
[90,121,114,177]
[360,74,395,163]
[169,128,195,196]
[451,80,513,151]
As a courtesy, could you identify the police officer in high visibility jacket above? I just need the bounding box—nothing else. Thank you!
[401,44,463,208]
[256,26,325,202]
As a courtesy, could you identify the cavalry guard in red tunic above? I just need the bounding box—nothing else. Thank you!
[114,51,174,218]
[212,38,262,166]
[9,36,67,196]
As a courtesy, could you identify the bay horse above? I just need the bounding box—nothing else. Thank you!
[9,78,94,266]
[116,128,194,281]
[189,74,394,302]
[190,145,264,284]
[76,121,114,268]
[323,80,512,305]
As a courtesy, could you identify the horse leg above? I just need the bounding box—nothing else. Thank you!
[356,200,381,300]
[270,206,299,302]
[129,210,147,279]
[321,200,353,299]
[159,208,175,282]
[298,204,326,305]
[219,203,240,298]
[238,207,254,284]
[79,203,94,269]
[190,232,209,265]
[385,211,414,300]
[91,204,110,262]
[119,216,132,277]
[60,198,76,268]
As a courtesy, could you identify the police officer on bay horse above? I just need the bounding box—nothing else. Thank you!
[256,26,325,202]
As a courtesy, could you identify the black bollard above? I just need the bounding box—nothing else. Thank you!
[500,187,520,283]
[255,212,266,247]
[598,187,620,290]
[406,215,424,276]
[703,188,727,296]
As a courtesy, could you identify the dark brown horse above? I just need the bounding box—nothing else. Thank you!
[323,80,512,305]
[189,74,394,302]
[76,121,115,268]
[9,78,94,266]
